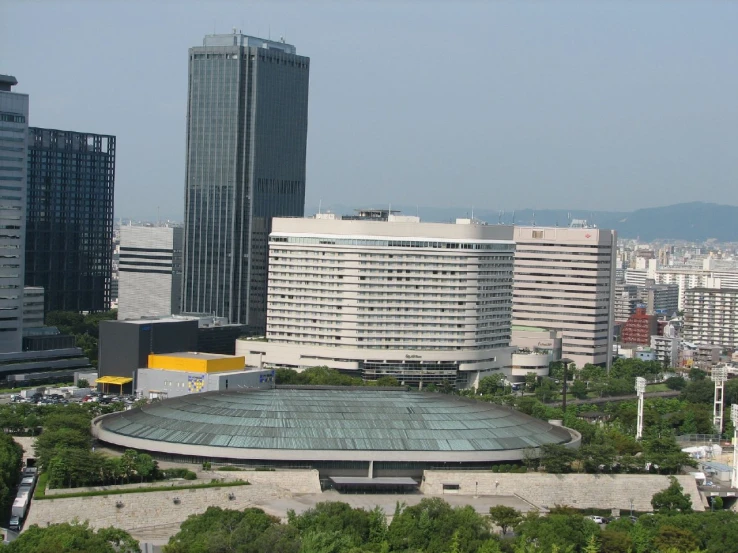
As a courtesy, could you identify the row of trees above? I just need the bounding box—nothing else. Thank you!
[276,367,400,388]
[0,433,23,515]
[156,489,733,553]
[30,403,179,489]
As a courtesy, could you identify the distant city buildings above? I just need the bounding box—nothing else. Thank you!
[25,127,115,313]
[511,224,617,369]
[182,32,310,329]
[238,213,517,388]
[117,226,183,321]
[0,75,28,353]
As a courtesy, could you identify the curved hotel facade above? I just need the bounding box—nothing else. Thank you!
[237,214,517,388]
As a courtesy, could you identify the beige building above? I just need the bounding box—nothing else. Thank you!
[511,225,617,368]
[237,214,517,388]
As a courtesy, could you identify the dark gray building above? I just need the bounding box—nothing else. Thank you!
[26,128,115,313]
[182,32,310,329]
[98,319,198,384]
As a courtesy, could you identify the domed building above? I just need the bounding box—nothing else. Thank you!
[93,387,579,478]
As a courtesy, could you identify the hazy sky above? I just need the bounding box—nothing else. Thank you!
[2,1,736,221]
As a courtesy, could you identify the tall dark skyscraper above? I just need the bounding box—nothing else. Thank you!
[182,32,310,328]
[25,128,115,313]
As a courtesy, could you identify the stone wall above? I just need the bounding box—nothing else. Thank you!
[25,470,321,533]
[421,472,705,512]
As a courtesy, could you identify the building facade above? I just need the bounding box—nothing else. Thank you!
[0,75,28,353]
[25,128,115,313]
[620,307,658,346]
[22,286,44,330]
[237,215,516,388]
[683,287,738,349]
[512,225,617,368]
[182,32,310,329]
[117,226,183,320]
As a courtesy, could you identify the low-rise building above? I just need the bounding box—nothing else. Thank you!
[135,352,273,399]
[620,308,658,346]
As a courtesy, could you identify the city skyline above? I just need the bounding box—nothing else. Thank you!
[2,2,736,221]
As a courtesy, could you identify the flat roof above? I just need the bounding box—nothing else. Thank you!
[154,352,241,361]
[96,376,133,385]
[330,477,417,486]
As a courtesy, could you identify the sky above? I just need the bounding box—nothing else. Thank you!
[2,1,737,221]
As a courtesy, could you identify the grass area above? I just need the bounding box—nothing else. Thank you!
[646,383,670,393]
[35,479,250,500]
[33,471,49,499]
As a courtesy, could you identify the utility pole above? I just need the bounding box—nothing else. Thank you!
[562,363,568,413]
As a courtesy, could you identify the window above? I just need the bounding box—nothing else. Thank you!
[532,230,543,239]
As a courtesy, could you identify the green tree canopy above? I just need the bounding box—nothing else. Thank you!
[4,522,139,553]
[651,476,693,515]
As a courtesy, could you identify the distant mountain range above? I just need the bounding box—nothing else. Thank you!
[306,202,738,242]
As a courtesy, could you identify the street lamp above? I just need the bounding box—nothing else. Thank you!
[635,377,647,440]
[712,366,728,434]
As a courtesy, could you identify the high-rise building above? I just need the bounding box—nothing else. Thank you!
[117,226,183,320]
[683,287,738,348]
[236,215,517,389]
[0,75,28,353]
[182,32,310,329]
[512,224,617,368]
[25,128,115,313]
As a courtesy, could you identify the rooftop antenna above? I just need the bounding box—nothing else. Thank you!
[532,211,536,227]
[268,25,271,40]
[498,211,502,225]
[318,199,322,215]
[471,206,474,220]
[512,211,516,225]
[157,206,160,226]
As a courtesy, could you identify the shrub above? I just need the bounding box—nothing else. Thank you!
[161,468,197,480]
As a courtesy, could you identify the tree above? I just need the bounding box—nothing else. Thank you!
[664,376,686,391]
[488,505,522,534]
[5,521,139,553]
[524,372,538,392]
[77,378,89,388]
[515,513,600,553]
[478,374,506,396]
[651,476,693,514]
[570,380,589,400]
[535,379,560,403]
[539,443,577,474]
[374,375,399,387]
[164,506,282,553]
[680,380,714,404]
[689,368,707,381]
[653,525,700,553]
[599,529,632,553]
[578,443,617,473]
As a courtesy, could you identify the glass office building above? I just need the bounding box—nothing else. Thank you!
[25,128,115,313]
[182,32,310,329]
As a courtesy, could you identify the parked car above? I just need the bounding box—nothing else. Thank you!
[588,515,605,524]
[9,515,20,531]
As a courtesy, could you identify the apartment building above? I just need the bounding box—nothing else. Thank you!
[236,214,516,388]
[512,225,617,368]
[683,287,738,349]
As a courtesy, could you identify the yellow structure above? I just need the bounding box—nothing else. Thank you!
[147,352,245,374]
[96,376,133,394]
